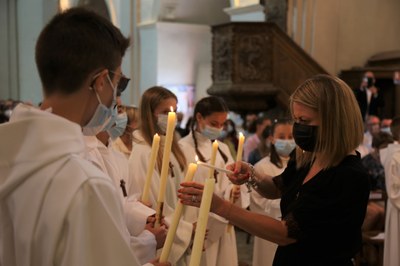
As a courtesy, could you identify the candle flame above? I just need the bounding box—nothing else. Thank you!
[155,133,159,137]
[195,155,199,162]
[170,106,174,112]
[239,132,243,138]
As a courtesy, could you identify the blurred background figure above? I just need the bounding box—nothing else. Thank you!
[361,132,393,232]
[247,126,271,166]
[242,112,258,137]
[380,118,392,134]
[358,115,381,158]
[175,111,186,139]
[219,118,239,159]
[0,99,22,124]
[243,115,272,162]
[354,71,384,122]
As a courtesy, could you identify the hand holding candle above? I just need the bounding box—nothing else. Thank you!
[159,163,198,262]
[142,133,160,204]
[155,107,176,227]
[228,132,245,232]
[189,177,216,266]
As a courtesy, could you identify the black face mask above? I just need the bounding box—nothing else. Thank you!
[293,122,318,152]
[366,77,374,88]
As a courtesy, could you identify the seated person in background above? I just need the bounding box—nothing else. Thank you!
[380,118,392,134]
[248,126,271,166]
[219,119,239,159]
[358,115,381,158]
[361,132,393,232]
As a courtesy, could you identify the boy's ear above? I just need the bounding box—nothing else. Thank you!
[92,69,109,92]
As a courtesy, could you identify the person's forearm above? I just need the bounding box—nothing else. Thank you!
[253,176,280,199]
[248,170,280,199]
[212,197,295,246]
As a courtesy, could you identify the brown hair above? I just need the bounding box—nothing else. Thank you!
[138,86,186,171]
[35,7,130,96]
[290,74,364,169]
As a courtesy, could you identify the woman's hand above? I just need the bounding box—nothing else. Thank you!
[178,181,225,214]
[226,161,252,185]
[178,181,204,208]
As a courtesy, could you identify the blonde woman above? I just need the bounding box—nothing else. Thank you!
[179,75,370,266]
[128,86,193,265]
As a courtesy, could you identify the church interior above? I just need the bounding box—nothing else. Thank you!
[1,1,400,266]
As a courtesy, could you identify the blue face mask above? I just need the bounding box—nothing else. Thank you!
[107,112,128,140]
[82,75,117,136]
[274,139,296,157]
[201,125,222,140]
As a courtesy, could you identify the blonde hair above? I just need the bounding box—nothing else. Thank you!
[290,74,364,169]
[123,105,139,127]
[138,86,186,171]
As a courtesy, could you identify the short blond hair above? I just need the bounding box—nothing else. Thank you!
[290,74,364,169]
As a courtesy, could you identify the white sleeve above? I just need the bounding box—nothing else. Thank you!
[56,179,141,266]
[387,154,400,209]
[129,230,157,265]
[124,197,156,236]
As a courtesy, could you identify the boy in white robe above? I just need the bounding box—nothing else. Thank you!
[84,132,167,264]
[0,8,169,266]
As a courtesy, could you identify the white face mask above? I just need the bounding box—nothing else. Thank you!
[381,127,391,135]
[157,114,169,134]
[82,75,117,136]
[201,125,222,140]
[274,139,296,157]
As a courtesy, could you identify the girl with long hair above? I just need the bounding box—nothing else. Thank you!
[179,96,249,266]
[128,86,192,265]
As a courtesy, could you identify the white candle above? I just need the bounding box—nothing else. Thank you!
[209,140,218,179]
[197,161,234,175]
[189,178,216,266]
[236,132,245,162]
[142,133,160,204]
[159,163,198,262]
[228,132,245,232]
[155,108,176,227]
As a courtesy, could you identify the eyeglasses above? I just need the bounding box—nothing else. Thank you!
[109,70,130,94]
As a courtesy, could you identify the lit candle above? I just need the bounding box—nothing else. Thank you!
[141,133,160,204]
[209,140,218,179]
[236,132,245,162]
[159,163,198,262]
[155,107,176,227]
[189,177,216,266]
[228,132,245,232]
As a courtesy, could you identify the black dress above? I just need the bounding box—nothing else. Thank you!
[272,153,369,266]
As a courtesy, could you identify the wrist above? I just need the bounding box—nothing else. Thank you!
[245,163,258,192]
